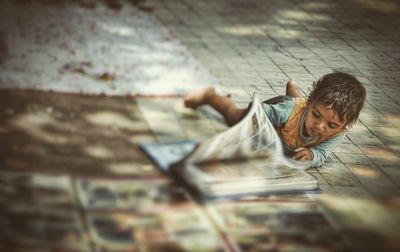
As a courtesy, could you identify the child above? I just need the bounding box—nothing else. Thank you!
[184,72,366,167]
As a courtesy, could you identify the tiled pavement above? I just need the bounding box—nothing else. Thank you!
[1,0,400,251]
[148,0,400,199]
[137,0,400,200]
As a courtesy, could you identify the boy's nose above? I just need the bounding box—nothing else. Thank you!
[316,122,325,132]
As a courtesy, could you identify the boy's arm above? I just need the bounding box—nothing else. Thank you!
[262,98,295,126]
[309,133,346,167]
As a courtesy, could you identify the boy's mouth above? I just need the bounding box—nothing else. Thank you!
[309,128,320,136]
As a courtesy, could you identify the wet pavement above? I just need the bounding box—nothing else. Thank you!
[0,0,400,251]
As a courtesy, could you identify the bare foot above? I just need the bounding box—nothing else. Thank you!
[286,80,302,97]
[184,87,215,109]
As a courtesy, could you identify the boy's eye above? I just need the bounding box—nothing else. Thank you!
[328,123,337,129]
[312,111,320,118]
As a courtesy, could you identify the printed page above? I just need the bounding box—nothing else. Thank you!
[86,205,229,252]
[76,177,190,212]
[206,200,350,252]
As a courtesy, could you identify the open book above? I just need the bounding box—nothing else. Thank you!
[139,96,318,200]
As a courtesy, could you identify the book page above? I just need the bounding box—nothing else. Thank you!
[185,96,277,164]
[195,159,304,181]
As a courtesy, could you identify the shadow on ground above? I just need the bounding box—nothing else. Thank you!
[0,89,160,177]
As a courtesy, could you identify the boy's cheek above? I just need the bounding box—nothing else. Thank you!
[327,128,343,136]
[303,119,312,136]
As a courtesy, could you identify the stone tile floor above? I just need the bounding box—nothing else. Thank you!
[149,0,400,199]
[0,0,400,251]
[0,0,219,95]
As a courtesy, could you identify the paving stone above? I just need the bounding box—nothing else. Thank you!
[333,186,373,199]
[317,162,352,175]
[346,132,385,146]
[308,170,328,185]
[367,187,400,199]
[321,173,361,187]
[347,164,398,191]
[368,126,400,137]
[136,98,187,142]
[325,153,341,163]
[335,153,373,165]
[350,121,371,133]
[358,145,400,167]
[359,115,395,127]
[387,144,400,156]
[333,143,362,154]
[386,114,400,127]
[318,185,339,196]
[375,135,400,146]
[340,135,353,144]
[377,165,400,186]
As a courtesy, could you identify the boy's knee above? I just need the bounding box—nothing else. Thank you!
[225,107,249,127]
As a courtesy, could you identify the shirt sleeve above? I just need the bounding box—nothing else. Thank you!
[262,98,295,126]
[309,133,346,167]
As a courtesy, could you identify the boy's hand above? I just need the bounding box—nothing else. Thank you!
[293,147,314,161]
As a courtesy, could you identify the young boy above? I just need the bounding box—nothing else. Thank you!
[184,72,366,167]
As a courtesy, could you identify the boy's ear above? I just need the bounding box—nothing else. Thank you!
[340,114,351,130]
[342,121,351,131]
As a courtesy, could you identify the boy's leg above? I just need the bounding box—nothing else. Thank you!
[286,80,302,97]
[184,87,246,126]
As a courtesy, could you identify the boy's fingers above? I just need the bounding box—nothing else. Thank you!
[293,151,305,160]
[294,147,307,152]
[293,149,312,161]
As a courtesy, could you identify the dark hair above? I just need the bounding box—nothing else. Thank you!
[307,72,366,127]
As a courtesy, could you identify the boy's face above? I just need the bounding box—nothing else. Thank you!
[304,102,346,138]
